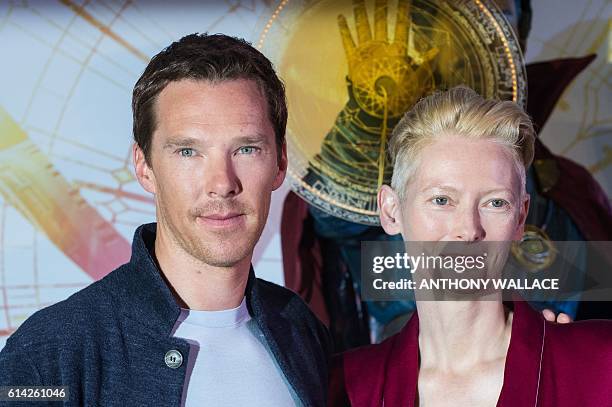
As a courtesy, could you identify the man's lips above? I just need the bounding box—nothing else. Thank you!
[196,213,245,228]
[204,212,242,220]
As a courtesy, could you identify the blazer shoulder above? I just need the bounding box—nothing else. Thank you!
[547,318,612,349]
[545,318,612,373]
[542,318,612,401]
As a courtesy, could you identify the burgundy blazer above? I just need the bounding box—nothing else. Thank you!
[330,301,612,406]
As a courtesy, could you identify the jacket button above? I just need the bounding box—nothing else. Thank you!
[164,350,183,369]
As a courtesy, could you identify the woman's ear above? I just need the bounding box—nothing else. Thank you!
[378,185,402,236]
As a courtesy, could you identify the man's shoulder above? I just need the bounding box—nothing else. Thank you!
[4,264,131,349]
[254,276,300,301]
[254,277,319,322]
[254,277,331,346]
[255,277,314,320]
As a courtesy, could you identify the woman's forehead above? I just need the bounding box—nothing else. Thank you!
[409,137,522,194]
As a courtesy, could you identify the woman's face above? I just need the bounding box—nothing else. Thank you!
[379,135,530,242]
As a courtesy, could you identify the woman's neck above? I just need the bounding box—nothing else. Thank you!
[417,300,513,373]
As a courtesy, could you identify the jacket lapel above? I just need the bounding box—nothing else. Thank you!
[497,301,545,406]
[382,312,420,406]
[247,268,324,407]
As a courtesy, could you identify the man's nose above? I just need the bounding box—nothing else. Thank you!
[452,205,486,242]
[204,154,241,198]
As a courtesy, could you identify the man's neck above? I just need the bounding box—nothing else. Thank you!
[154,224,251,311]
[416,300,512,373]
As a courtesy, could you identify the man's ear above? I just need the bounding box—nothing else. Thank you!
[272,141,288,191]
[514,192,530,240]
[133,143,156,195]
[378,185,402,235]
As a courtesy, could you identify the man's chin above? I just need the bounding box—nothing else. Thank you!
[195,253,250,268]
[170,221,262,267]
[188,240,254,268]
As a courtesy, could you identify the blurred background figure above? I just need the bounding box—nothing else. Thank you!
[281,0,612,350]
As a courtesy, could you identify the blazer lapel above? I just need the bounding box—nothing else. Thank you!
[247,268,323,407]
[497,301,545,406]
[382,313,420,406]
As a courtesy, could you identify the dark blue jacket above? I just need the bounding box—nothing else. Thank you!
[0,223,331,406]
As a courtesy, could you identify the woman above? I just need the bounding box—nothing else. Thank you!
[330,87,612,406]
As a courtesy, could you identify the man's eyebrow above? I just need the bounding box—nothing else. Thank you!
[163,137,200,149]
[234,134,270,145]
[162,135,272,150]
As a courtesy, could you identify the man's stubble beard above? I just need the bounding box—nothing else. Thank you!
[157,197,267,268]
[176,225,257,267]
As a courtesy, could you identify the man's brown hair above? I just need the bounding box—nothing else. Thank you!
[132,33,287,164]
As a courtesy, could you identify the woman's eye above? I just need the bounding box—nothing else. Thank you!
[489,199,508,208]
[433,197,448,206]
[238,146,258,155]
[179,148,194,157]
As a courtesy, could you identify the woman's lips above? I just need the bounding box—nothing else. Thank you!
[196,213,245,228]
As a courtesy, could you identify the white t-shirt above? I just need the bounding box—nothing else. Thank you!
[172,298,299,406]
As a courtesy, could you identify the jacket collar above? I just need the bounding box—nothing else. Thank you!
[246,269,319,407]
[121,223,258,336]
[497,300,545,406]
[380,300,545,406]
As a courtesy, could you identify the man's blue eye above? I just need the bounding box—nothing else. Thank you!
[239,146,257,154]
[434,197,448,205]
[179,148,194,157]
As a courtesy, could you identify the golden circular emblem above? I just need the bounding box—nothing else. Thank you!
[257,0,526,224]
[511,225,558,272]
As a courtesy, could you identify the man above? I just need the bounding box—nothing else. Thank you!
[0,34,330,406]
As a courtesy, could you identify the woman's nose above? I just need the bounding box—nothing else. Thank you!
[452,206,486,242]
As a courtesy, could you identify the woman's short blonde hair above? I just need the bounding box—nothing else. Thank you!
[389,86,535,197]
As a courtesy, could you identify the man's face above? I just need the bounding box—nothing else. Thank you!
[135,78,286,267]
[380,135,529,242]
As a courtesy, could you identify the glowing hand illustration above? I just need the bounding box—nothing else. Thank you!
[336,0,438,186]
[338,0,438,119]
[338,0,438,118]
